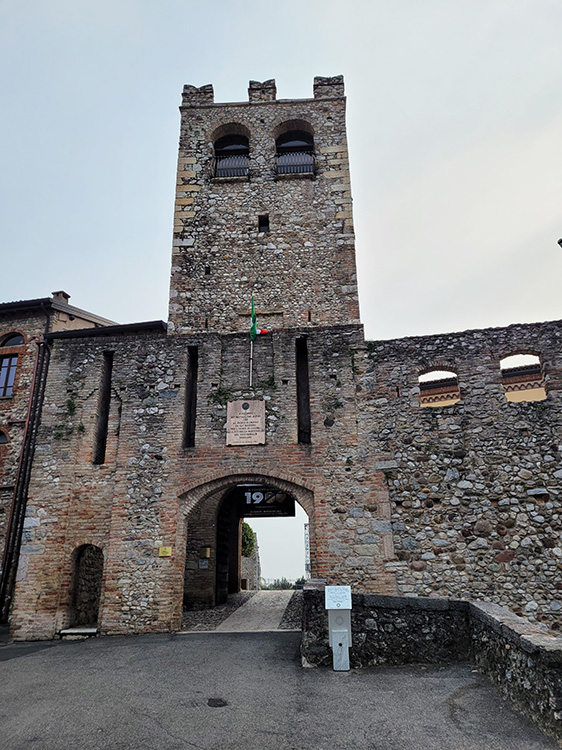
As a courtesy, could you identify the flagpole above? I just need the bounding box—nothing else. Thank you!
[249,338,254,388]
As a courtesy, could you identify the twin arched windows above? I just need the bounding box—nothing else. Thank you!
[213,125,315,177]
[418,352,547,408]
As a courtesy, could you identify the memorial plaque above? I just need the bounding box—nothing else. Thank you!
[226,400,265,446]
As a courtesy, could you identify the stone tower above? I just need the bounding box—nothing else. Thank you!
[168,76,360,334]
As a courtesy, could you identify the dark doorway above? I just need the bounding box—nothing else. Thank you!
[70,544,104,627]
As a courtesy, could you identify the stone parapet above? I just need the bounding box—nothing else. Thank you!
[301,589,562,741]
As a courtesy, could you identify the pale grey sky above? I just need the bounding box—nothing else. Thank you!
[2,0,561,579]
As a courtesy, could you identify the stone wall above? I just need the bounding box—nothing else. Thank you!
[0,310,46,571]
[358,320,562,627]
[10,322,398,640]
[301,588,471,669]
[241,536,260,591]
[0,295,114,597]
[301,588,562,741]
[169,76,359,334]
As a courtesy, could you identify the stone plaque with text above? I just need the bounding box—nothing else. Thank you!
[226,400,265,446]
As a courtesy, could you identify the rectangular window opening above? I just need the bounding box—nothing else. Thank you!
[296,337,311,444]
[183,346,199,448]
[93,351,114,465]
[0,355,18,397]
[258,214,270,233]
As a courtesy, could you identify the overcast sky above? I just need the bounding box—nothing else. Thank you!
[1,0,561,580]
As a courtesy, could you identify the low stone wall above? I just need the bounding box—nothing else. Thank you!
[301,587,562,741]
[301,589,471,669]
[470,601,562,741]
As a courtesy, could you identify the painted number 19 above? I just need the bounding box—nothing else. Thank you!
[245,491,264,505]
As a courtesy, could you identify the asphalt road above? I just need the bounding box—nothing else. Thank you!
[0,631,557,749]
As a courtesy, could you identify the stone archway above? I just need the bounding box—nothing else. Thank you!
[178,473,314,610]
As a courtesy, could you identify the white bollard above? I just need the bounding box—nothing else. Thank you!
[325,585,352,672]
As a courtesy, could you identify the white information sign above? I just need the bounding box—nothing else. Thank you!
[325,585,352,610]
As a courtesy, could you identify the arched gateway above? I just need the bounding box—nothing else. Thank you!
[179,474,314,609]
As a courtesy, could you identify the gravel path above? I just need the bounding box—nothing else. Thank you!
[180,591,256,631]
[180,589,303,632]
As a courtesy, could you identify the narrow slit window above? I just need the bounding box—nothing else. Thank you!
[183,346,199,448]
[419,369,460,408]
[500,353,546,402]
[296,337,311,443]
[93,352,113,465]
[258,214,269,233]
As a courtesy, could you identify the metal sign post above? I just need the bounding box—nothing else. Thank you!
[325,585,352,671]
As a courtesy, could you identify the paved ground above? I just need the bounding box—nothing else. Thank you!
[0,631,557,750]
[214,590,294,632]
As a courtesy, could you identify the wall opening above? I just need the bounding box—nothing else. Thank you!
[275,124,315,175]
[213,133,249,178]
[419,369,460,407]
[181,475,314,612]
[296,337,311,443]
[93,351,113,464]
[500,353,546,402]
[69,544,104,627]
[183,346,199,448]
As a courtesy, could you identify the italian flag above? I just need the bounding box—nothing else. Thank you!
[250,297,268,340]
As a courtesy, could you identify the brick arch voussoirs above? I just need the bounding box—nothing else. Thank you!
[178,471,315,519]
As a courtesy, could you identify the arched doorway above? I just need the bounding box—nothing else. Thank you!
[179,474,314,610]
[68,544,104,627]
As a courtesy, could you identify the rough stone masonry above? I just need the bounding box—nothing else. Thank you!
[1,76,561,641]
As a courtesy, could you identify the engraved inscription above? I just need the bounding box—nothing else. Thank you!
[226,400,265,446]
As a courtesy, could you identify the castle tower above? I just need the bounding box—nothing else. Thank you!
[168,76,360,334]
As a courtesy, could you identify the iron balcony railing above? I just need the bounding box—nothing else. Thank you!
[275,150,315,175]
[213,154,249,178]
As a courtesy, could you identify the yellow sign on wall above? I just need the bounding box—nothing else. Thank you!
[159,546,172,557]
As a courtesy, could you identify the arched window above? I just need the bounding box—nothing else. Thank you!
[214,134,249,178]
[419,369,460,407]
[1,333,24,347]
[275,130,315,174]
[0,332,24,398]
[0,430,7,444]
[500,353,546,402]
